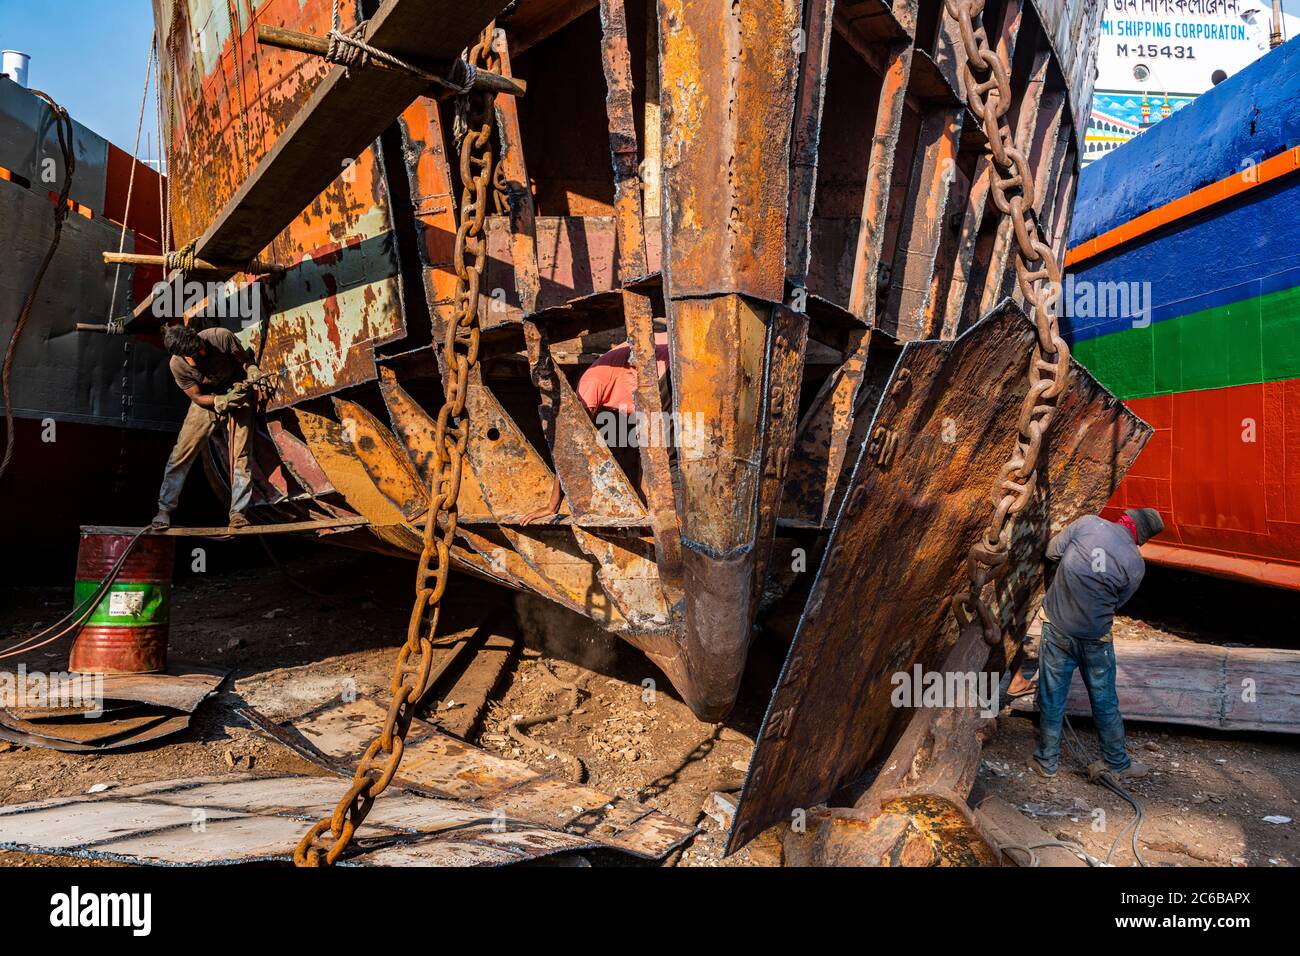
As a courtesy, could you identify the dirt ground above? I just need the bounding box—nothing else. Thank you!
[0,542,1295,867]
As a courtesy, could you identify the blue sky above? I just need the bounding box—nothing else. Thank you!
[0,0,159,154]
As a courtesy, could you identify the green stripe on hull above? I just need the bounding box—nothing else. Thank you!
[1073,280,1300,401]
[73,580,170,627]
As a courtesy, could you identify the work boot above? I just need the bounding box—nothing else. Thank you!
[151,510,171,531]
[1029,758,1057,779]
[1088,758,1149,782]
[1007,671,1037,698]
[227,512,251,530]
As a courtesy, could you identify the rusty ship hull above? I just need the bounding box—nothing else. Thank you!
[140,0,1148,850]
[1,74,184,573]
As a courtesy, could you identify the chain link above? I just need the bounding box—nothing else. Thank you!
[293,24,499,867]
[944,0,1072,647]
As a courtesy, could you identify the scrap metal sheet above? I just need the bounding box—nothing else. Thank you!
[728,303,1150,850]
[0,775,597,867]
[0,663,227,753]
[0,663,227,713]
[245,697,696,860]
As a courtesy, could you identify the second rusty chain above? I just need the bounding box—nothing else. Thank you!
[292,24,500,867]
[944,0,1071,646]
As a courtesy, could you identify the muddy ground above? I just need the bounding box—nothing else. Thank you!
[0,541,1295,867]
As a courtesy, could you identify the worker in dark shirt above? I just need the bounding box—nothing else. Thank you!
[151,324,260,531]
[1031,508,1164,781]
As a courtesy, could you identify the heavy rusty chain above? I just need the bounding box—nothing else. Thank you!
[293,25,499,867]
[944,0,1071,647]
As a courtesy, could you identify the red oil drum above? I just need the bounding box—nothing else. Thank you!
[69,532,175,674]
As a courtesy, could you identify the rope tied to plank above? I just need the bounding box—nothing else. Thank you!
[163,239,197,273]
[324,0,476,93]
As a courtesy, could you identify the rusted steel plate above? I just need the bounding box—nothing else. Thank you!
[456,525,580,606]
[570,528,670,628]
[250,697,696,859]
[0,661,227,753]
[145,0,414,410]
[481,216,663,321]
[728,302,1150,851]
[533,350,648,522]
[289,407,423,554]
[499,527,628,628]
[153,0,509,265]
[0,710,171,747]
[493,36,543,319]
[595,0,679,591]
[1031,0,1105,152]
[395,95,460,328]
[460,366,558,521]
[377,368,493,521]
[940,0,1025,337]
[623,291,683,596]
[255,234,406,409]
[780,328,883,527]
[332,397,429,520]
[658,0,802,301]
[598,0,650,281]
[266,417,340,498]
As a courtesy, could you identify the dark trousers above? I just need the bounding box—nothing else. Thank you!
[1034,620,1130,773]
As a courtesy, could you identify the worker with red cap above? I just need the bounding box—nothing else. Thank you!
[1030,507,1165,782]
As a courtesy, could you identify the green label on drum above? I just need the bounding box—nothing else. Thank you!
[73,581,170,626]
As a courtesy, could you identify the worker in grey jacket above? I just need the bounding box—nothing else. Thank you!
[1031,508,1164,781]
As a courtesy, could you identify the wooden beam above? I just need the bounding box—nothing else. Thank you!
[254,25,526,98]
[1011,638,1300,734]
[82,518,368,537]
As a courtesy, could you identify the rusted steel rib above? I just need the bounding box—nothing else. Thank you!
[331,397,430,521]
[939,0,1025,337]
[599,0,682,598]
[977,48,1051,320]
[786,0,837,287]
[846,5,915,323]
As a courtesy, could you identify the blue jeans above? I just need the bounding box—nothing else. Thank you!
[1034,621,1129,773]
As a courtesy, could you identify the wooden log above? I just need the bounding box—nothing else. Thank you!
[82,518,367,537]
[1010,638,1300,734]
[254,25,526,98]
[102,251,285,274]
[974,795,1088,866]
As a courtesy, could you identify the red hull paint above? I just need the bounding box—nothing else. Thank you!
[1102,378,1300,589]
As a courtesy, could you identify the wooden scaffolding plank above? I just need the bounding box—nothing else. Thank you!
[1012,639,1300,735]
